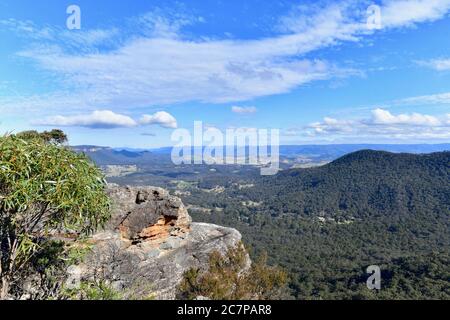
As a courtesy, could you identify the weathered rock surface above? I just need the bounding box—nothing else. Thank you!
[76,185,247,300]
[107,186,191,243]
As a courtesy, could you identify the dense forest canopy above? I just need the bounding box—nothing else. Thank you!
[186,150,450,299]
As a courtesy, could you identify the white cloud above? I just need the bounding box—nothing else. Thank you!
[398,92,450,105]
[33,110,137,129]
[14,44,342,109]
[137,10,200,38]
[308,117,354,134]
[33,110,177,129]
[417,58,450,71]
[380,0,450,28]
[0,19,119,49]
[279,0,450,35]
[370,108,441,126]
[62,29,119,47]
[231,106,258,114]
[2,1,450,114]
[140,111,178,128]
[301,108,450,141]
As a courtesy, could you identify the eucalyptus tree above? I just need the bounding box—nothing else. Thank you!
[0,133,110,299]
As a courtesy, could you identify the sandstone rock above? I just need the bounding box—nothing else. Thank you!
[77,185,248,300]
[106,185,191,243]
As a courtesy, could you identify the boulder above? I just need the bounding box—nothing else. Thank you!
[77,185,248,300]
[106,185,191,243]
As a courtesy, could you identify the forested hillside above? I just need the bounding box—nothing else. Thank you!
[188,150,450,299]
[253,150,450,219]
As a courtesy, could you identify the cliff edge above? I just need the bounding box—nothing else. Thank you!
[72,185,248,299]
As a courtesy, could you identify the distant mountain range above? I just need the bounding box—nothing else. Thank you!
[72,145,168,166]
[72,144,450,166]
[278,144,450,157]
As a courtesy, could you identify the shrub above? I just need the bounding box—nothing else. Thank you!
[16,129,68,145]
[0,133,110,299]
[62,280,122,300]
[178,243,287,300]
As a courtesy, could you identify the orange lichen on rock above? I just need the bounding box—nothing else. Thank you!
[138,216,176,241]
[108,186,192,245]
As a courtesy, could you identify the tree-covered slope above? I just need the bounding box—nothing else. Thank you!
[253,150,450,219]
[190,150,450,299]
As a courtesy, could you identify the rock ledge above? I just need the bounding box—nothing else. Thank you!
[75,185,247,299]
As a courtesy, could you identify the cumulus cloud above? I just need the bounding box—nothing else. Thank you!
[301,108,450,141]
[308,117,354,134]
[34,110,177,129]
[33,110,137,129]
[3,1,450,114]
[370,108,441,126]
[231,106,258,114]
[139,111,178,128]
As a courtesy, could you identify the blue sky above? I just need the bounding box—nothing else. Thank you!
[1,0,450,147]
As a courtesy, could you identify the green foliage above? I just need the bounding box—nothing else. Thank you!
[178,244,287,300]
[60,275,158,300]
[61,280,158,301]
[0,133,110,299]
[185,150,450,299]
[245,252,290,300]
[62,280,122,300]
[374,253,450,299]
[31,240,66,273]
[16,129,68,145]
[257,150,450,220]
[65,240,94,266]
[40,129,68,145]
